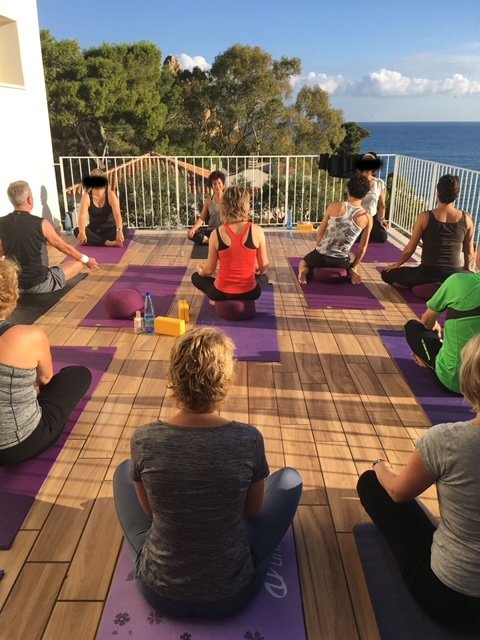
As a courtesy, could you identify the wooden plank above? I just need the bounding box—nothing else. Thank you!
[0,562,68,640]
[282,426,327,505]
[42,602,104,640]
[28,458,109,562]
[59,482,123,600]
[295,506,360,640]
[0,530,38,609]
[80,394,136,459]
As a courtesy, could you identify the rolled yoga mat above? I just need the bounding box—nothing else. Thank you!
[0,346,115,550]
[196,285,280,362]
[289,257,384,311]
[96,526,306,640]
[80,265,186,329]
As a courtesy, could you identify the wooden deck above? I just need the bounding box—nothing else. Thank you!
[0,230,439,640]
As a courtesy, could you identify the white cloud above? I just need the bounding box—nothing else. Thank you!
[177,53,211,72]
[291,68,480,97]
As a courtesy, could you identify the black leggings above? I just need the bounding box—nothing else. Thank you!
[355,215,387,244]
[0,366,92,466]
[74,225,127,246]
[382,264,460,288]
[191,272,269,301]
[357,471,480,633]
[189,226,215,246]
[404,319,443,369]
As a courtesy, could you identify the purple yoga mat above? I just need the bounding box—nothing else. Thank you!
[362,240,416,263]
[379,329,471,426]
[289,257,384,310]
[376,268,446,321]
[97,527,306,640]
[80,265,186,328]
[80,228,135,263]
[196,286,280,361]
[0,346,115,550]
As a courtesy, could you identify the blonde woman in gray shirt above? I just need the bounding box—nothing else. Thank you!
[357,334,480,633]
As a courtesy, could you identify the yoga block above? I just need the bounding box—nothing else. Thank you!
[312,267,349,283]
[411,282,442,300]
[178,299,190,322]
[102,288,143,319]
[297,222,314,232]
[215,299,256,321]
[154,316,186,336]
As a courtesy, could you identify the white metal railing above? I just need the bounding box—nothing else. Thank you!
[58,153,396,230]
[390,155,480,246]
[58,153,480,241]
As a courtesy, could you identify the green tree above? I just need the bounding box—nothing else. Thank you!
[41,31,168,158]
[335,121,371,154]
[205,45,301,155]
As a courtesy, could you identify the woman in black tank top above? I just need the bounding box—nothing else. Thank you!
[381,174,475,289]
[74,170,127,247]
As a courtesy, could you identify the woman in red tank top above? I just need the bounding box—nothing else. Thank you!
[191,187,269,300]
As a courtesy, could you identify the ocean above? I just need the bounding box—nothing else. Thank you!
[359,122,480,172]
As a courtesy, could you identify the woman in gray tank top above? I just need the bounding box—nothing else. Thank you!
[187,171,226,245]
[0,259,92,465]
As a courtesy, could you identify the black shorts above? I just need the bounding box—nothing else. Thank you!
[303,249,350,270]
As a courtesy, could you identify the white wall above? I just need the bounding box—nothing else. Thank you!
[0,0,59,223]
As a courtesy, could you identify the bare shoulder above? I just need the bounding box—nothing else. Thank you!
[7,323,48,343]
[327,201,344,217]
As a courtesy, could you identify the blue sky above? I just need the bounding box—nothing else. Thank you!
[37,0,480,122]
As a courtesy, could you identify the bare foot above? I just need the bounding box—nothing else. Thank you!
[105,240,123,247]
[202,236,209,245]
[412,353,428,368]
[209,299,216,306]
[350,271,362,285]
[298,268,309,285]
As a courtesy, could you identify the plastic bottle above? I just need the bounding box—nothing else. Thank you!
[286,208,293,230]
[143,292,155,334]
[133,310,143,334]
[64,212,73,236]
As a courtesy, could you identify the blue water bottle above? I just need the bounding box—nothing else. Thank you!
[143,292,155,334]
[64,212,73,236]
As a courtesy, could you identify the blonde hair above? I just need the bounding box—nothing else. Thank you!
[0,259,20,317]
[7,181,31,208]
[460,334,480,412]
[221,186,250,224]
[167,327,235,413]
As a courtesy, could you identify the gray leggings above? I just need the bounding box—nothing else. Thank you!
[113,462,302,618]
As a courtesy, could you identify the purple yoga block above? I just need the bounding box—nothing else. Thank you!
[215,299,256,321]
[102,288,143,319]
[411,282,442,301]
[313,267,348,283]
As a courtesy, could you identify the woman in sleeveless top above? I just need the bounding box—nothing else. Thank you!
[113,327,302,618]
[360,152,388,243]
[75,168,127,247]
[0,259,92,465]
[382,175,474,289]
[188,171,226,246]
[298,174,372,285]
[191,186,269,300]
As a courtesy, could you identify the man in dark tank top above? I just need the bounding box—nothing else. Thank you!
[0,181,100,293]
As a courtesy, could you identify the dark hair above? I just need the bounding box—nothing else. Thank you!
[208,171,226,187]
[437,174,460,204]
[348,174,370,199]
[355,151,382,175]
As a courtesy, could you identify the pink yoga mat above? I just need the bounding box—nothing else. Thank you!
[289,257,384,310]
[80,265,186,328]
[97,527,306,640]
[0,346,115,549]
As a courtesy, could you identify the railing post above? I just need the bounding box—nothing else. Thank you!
[174,157,181,227]
[389,155,399,229]
[59,157,68,224]
[284,156,290,228]
[428,162,440,210]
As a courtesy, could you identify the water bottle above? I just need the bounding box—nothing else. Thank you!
[64,212,73,236]
[286,208,293,230]
[143,292,155,334]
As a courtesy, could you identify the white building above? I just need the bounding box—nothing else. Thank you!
[0,0,60,223]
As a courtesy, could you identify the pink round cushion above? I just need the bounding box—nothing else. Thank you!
[411,282,442,301]
[215,299,256,321]
[312,267,348,283]
[103,288,144,319]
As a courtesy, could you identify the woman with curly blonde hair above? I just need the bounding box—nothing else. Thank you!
[113,327,302,618]
[191,186,269,300]
[0,259,91,465]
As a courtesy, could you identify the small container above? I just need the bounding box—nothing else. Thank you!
[133,310,143,334]
[144,292,155,335]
